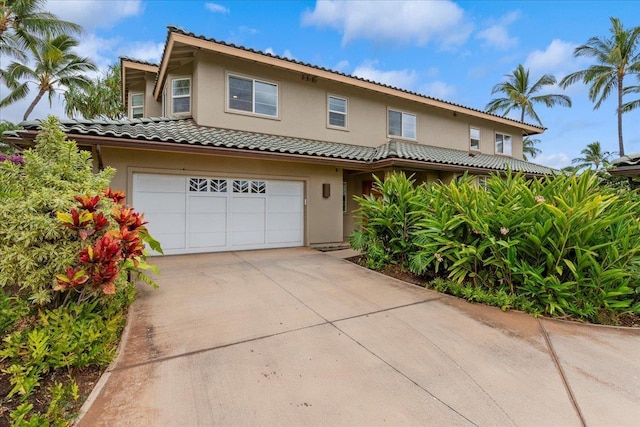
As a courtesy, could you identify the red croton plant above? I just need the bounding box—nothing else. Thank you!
[55,188,159,296]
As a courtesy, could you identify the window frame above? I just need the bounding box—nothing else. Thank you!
[387,108,417,140]
[129,92,144,119]
[470,126,480,151]
[327,94,348,130]
[495,132,512,156]
[226,73,279,119]
[171,77,191,115]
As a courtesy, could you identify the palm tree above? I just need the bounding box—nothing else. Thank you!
[560,18,640,157]
[485,64,572,126]
[0,0,81,61]
[64,64,126,120]
[622,84,640,113]
[0,34,96,121]
[522,137,542,161]
[571,141,612,171]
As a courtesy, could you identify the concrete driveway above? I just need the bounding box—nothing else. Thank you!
[78,248,640,426]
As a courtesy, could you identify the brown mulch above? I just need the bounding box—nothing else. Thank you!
[346,255,640,328]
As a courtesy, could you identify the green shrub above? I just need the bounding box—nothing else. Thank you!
[351,170,640,323]
[0,116,160,307]
[0,116,114,305]
[349,172,425,269]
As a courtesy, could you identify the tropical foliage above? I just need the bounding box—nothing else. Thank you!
[0,116,161,424]
[560,17,640,156]
[351,171,640,324]
[64,64,126,120]
[571,141,612,171]
[0,34,96,121]
[0,0,80,63]
[522,137,542,161]
[485,64,572,126]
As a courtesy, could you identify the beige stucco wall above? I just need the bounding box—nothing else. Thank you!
[126,49,527,160]
[184,52,525,159]
[101,147,344,245]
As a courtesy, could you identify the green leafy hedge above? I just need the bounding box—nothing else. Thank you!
[350,171,640,323]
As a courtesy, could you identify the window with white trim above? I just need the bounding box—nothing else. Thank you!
[388,109,416,139]
[129,93,144,119]
[495,132,512,155]
[328,95,347,128]
[470,127,480,150]
[171,78,191,114]
[228,75,278,117]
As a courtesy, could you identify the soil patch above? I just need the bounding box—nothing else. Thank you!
[0,360,102,426]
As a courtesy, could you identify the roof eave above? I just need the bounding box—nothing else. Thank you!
[373,158,548,177]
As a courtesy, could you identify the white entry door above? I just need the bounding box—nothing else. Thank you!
[132,173,304,255]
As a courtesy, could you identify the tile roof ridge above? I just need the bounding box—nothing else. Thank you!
[120,56,159,67]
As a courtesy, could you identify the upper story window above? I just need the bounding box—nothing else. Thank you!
[328,95,347,128]
[470,127,480,150]
[228,74,278,117]
[172,78,191,114]
[130,92,144,119]
[495,132,512,155]
[388,109,416,139]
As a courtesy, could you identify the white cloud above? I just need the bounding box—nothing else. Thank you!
[47,0,142,31]
[205,2,229,14]
[72,34,120,72]
[118,41,165,64]
[476,11,519,50]
[263,47,295,59]
[302,0,472,48]
[524,39,579,76]
[334,60,350,72]
[352,61,417,89]
[534,152,571,170]
[477,26,517,50]
[283,49,294,59]
[419,81,456,99]
[238,26,258,35]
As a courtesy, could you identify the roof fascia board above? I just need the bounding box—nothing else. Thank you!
[153,35,176,100]
[372,158,546,177]
[164,31,542,135]
[13,131,371,170]
[121,59,160,104]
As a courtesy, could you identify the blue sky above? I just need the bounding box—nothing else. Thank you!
[1,0,639,169]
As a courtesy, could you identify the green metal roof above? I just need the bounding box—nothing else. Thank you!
[15,117,553,175]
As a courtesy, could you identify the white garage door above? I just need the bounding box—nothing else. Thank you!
[133,173,304,255]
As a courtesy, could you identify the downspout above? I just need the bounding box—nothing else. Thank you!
[95,144,105,171]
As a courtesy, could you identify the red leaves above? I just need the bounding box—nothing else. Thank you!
[111,206,147,231]
[103,188,126,205]
[56,189,149,296]
[54,266,89,291]
[73,194,101,212]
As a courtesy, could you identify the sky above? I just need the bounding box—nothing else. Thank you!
[1,0,639,169]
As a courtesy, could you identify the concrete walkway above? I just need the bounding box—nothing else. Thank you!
[78,248,640,426]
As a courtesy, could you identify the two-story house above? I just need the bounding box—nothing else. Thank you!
[8,26,550,255]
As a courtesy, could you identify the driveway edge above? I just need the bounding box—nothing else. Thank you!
[71,297,138,426]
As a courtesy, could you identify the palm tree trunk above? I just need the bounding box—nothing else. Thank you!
[617,75,624,156]
[520,108,525,123]
[23,89,46,121]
